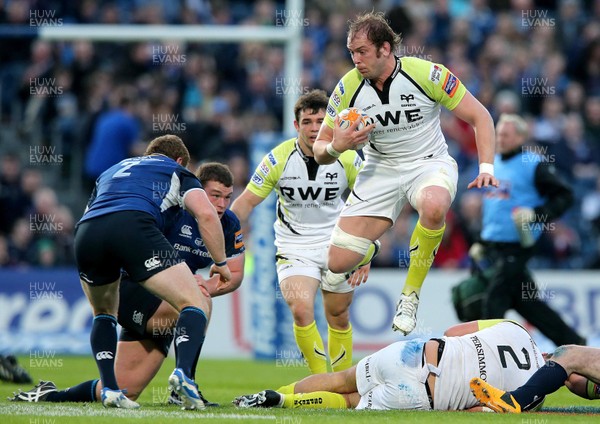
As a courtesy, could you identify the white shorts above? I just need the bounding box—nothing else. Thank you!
[342,154,458,224]
[276,246,353,294]
[355,340,432,410]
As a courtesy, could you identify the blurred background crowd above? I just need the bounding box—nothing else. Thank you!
[0,0,599,270]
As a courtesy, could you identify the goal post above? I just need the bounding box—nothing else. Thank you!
[37,0,304,135]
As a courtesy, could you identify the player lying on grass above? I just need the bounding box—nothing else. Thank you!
[234,319,545,411]
[11,163,244,407]
[471,344,600,413]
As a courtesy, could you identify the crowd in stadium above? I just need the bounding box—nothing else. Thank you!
[0,0,599,269]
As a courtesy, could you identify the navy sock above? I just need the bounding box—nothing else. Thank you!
[46,379,98,402]
[190,355,199,380]
[512,361,568,408]
[90,314,119,390]
[174,306,207,377]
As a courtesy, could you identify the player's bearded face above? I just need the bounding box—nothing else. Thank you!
[347,33,383,80]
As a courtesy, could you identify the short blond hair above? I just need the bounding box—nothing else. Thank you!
[497,114,528,136]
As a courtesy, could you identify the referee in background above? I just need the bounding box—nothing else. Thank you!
[479,113,585,346]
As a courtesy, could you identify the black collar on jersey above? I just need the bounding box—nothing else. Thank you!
[295,138,312,160]
[294,138,320,181]
[366,56,402,105]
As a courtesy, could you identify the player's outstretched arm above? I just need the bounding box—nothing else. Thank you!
[204,252,245,296]
[451,91,498,189]
[444,319,511,337]
[444,321,480,337]
[184,189,230,282]
[230,189,264,223]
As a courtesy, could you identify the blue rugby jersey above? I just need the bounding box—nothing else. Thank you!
[80,155,203,230]
[164,209,245,273]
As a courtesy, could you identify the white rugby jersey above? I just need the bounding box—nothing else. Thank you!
[324,56,467,162]
[433,321,544,410]
[247,138,362,248]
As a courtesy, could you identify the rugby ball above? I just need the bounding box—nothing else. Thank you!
[337,107,374,150]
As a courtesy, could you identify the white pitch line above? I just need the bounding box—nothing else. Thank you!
[1,404,277,420]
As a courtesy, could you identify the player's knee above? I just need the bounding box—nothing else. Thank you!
[180,286,212,313]
[327,307,349,321]
[201,297,212,316]
[417,188,451,226]
[198,284,210,298]
[426,208,446,226]
[327,248,347,274]
[326,313,350,330]
[419,202,447,226]
[325,302,351,321]
[289,301,314,325]
[177,299,211,317]
[92,307,118,317]
[90,294,119,316]
[201,289,213,311]
[329,225,373,273]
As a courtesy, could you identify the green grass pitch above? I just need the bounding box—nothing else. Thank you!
[1,356,599,423]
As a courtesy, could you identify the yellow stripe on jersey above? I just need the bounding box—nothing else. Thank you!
[246,138,362,197]
[400,57,466,110]
[339,150,362,190]
[476,319,523,331]
[246,138,296,199]
[324,69,363,130]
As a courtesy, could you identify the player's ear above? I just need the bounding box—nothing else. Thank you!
[293,120,300,131]
[382,41,392,56]
[176,157,184,165]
